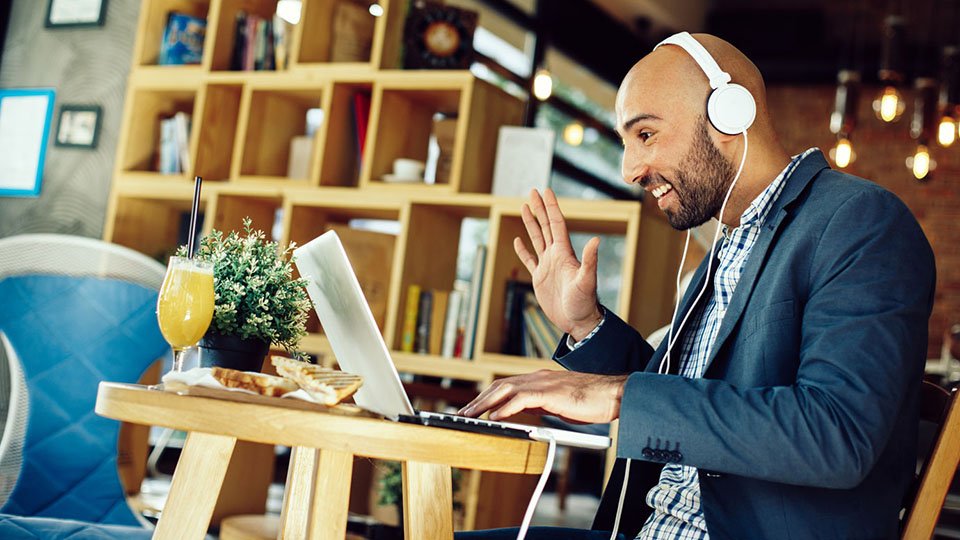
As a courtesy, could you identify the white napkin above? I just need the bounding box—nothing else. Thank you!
[161,367,324,404]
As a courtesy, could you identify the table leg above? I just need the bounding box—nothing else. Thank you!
[153,431,237,540]
[279,447,317,540]
[306,449,353,539]
[403,461,453,540]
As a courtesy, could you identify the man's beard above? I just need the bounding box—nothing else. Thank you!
[661,119,736,230]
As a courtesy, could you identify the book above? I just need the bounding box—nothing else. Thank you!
[352,91,372,159]
[159,12,206,66]
[158,116,179,174]
[502,280,534,355]
[440,288,463,358]
[429,290,449,355]
[287,135,313,179]
[460,245,487,360]
[401,284,421,352]
[173,112,191,173]
[415,289,433,354]
[230,12,247,70]
[273,14,290,70]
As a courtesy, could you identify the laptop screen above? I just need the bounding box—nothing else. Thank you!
[293,231,415,419]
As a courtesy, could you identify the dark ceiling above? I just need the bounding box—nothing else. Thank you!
[537,0,959,87]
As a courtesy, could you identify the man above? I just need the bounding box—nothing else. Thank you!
[459,33,936,539]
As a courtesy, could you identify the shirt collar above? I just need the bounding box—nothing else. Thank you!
[722,148,817,237]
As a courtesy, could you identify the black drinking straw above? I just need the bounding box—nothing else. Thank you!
[187,176,202,258]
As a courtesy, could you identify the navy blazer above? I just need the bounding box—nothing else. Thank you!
[555,151,937,539]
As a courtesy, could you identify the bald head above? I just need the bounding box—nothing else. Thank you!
[616,33,774,141]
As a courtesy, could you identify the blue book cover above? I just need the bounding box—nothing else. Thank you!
[159,12,206,65]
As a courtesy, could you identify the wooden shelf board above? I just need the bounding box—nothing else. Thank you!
[476,354,560,377]
[113,174,219,199]
[129,68,204,89]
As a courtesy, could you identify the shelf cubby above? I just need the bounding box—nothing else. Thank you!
[386,199,490,353]
[475,199,641,361]
[106,192,210,261]
[283,191,405,336]
[233,84,325,181]
[294,0,378,67]
[205,188,284,240]
[208,0,281,72]
[134,0,211,68]
[194,83,243,181]
[363,75,524,193]
[118,87,199,177]
[317,81,374,187]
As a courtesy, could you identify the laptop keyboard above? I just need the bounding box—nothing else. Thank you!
[400,412,533,440]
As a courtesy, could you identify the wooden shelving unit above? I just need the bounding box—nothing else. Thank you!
[107,0,685,531]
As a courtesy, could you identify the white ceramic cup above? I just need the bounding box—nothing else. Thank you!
[392,158,426,180]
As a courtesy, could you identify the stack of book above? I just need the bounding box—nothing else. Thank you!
[401,245,487,360]
[502,280,563,358]
[231,12,289,71]
[158,112,191,174]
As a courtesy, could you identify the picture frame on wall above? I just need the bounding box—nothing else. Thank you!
[45,0,108,28]
[55,104,102,149]
[0,89,56,198]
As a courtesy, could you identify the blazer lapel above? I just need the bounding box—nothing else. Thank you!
[700,150,830,375]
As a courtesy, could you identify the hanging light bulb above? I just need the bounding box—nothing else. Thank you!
[368,3,384,17]
[830,136,855,168]
[563,122,585,146]
[938,113,956,146]
[873,86,905,122]
[874,15,906,123]
[906,144,936,181]
[532,69,553,101]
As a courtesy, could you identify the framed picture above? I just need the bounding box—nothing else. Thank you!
[0,89,56,198]
[45,0,108,28]
[55,104,102,148]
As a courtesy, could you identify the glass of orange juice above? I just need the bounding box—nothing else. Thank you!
[157,256,215,372]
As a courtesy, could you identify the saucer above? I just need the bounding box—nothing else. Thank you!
[382,174,424,183]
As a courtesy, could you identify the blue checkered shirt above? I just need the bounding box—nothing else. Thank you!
[636,149,816,539]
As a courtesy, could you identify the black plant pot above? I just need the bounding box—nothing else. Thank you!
[198,332,270,372]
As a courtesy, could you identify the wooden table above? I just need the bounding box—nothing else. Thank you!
[95,383,547,540]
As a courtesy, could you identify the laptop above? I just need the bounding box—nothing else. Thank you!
[293,230,610,450]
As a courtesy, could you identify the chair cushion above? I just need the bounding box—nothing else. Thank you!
[0,276,169,524]
[0,513,152,539]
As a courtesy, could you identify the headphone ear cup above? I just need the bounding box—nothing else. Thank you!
[707,83,756,135]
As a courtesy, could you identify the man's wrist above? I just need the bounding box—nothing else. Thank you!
[569,308,604,342]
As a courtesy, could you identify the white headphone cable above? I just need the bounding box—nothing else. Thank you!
[659,130,749,375]
[608,457,632,539]
[517,433,557,540]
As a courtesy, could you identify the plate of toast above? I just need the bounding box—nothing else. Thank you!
[161,356,368,414]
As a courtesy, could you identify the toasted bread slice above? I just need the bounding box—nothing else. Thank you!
[271,356,363,406]
[211,366,299,397]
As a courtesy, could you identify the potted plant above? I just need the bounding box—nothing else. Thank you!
[179,217,311,371]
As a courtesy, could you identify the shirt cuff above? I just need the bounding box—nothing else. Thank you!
[566,308,606,351]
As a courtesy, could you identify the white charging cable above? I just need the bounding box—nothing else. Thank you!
[659,130,749,375]
[517,433,557,540]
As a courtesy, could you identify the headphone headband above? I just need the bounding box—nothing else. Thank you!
[655,32,731,90]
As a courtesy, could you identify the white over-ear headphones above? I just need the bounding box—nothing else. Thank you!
[655,31,756,135]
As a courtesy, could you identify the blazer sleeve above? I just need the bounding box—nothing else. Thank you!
[552,308,656,375]
[615,189,936,489]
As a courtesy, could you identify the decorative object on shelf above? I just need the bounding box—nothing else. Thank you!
[402,1,477,70]
[159,11,206,65]
[158,111,191,174]
[330,0,376,63]
[0,88,55,198]
[45,0,107,28]
[54,104,102,149]
[383,157,426,183]
[182,217,311,372]
[491,126,555,197]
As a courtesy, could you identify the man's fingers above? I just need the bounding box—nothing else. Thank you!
[514,237,538,275]
[459,379,519,417]
[578,236,601,281]
[521,203,546,255]
[489,392,541,421]
[529,189,554,246]
[543,189,572,251]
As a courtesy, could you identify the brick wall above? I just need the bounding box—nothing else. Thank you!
[767,85,959,357]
